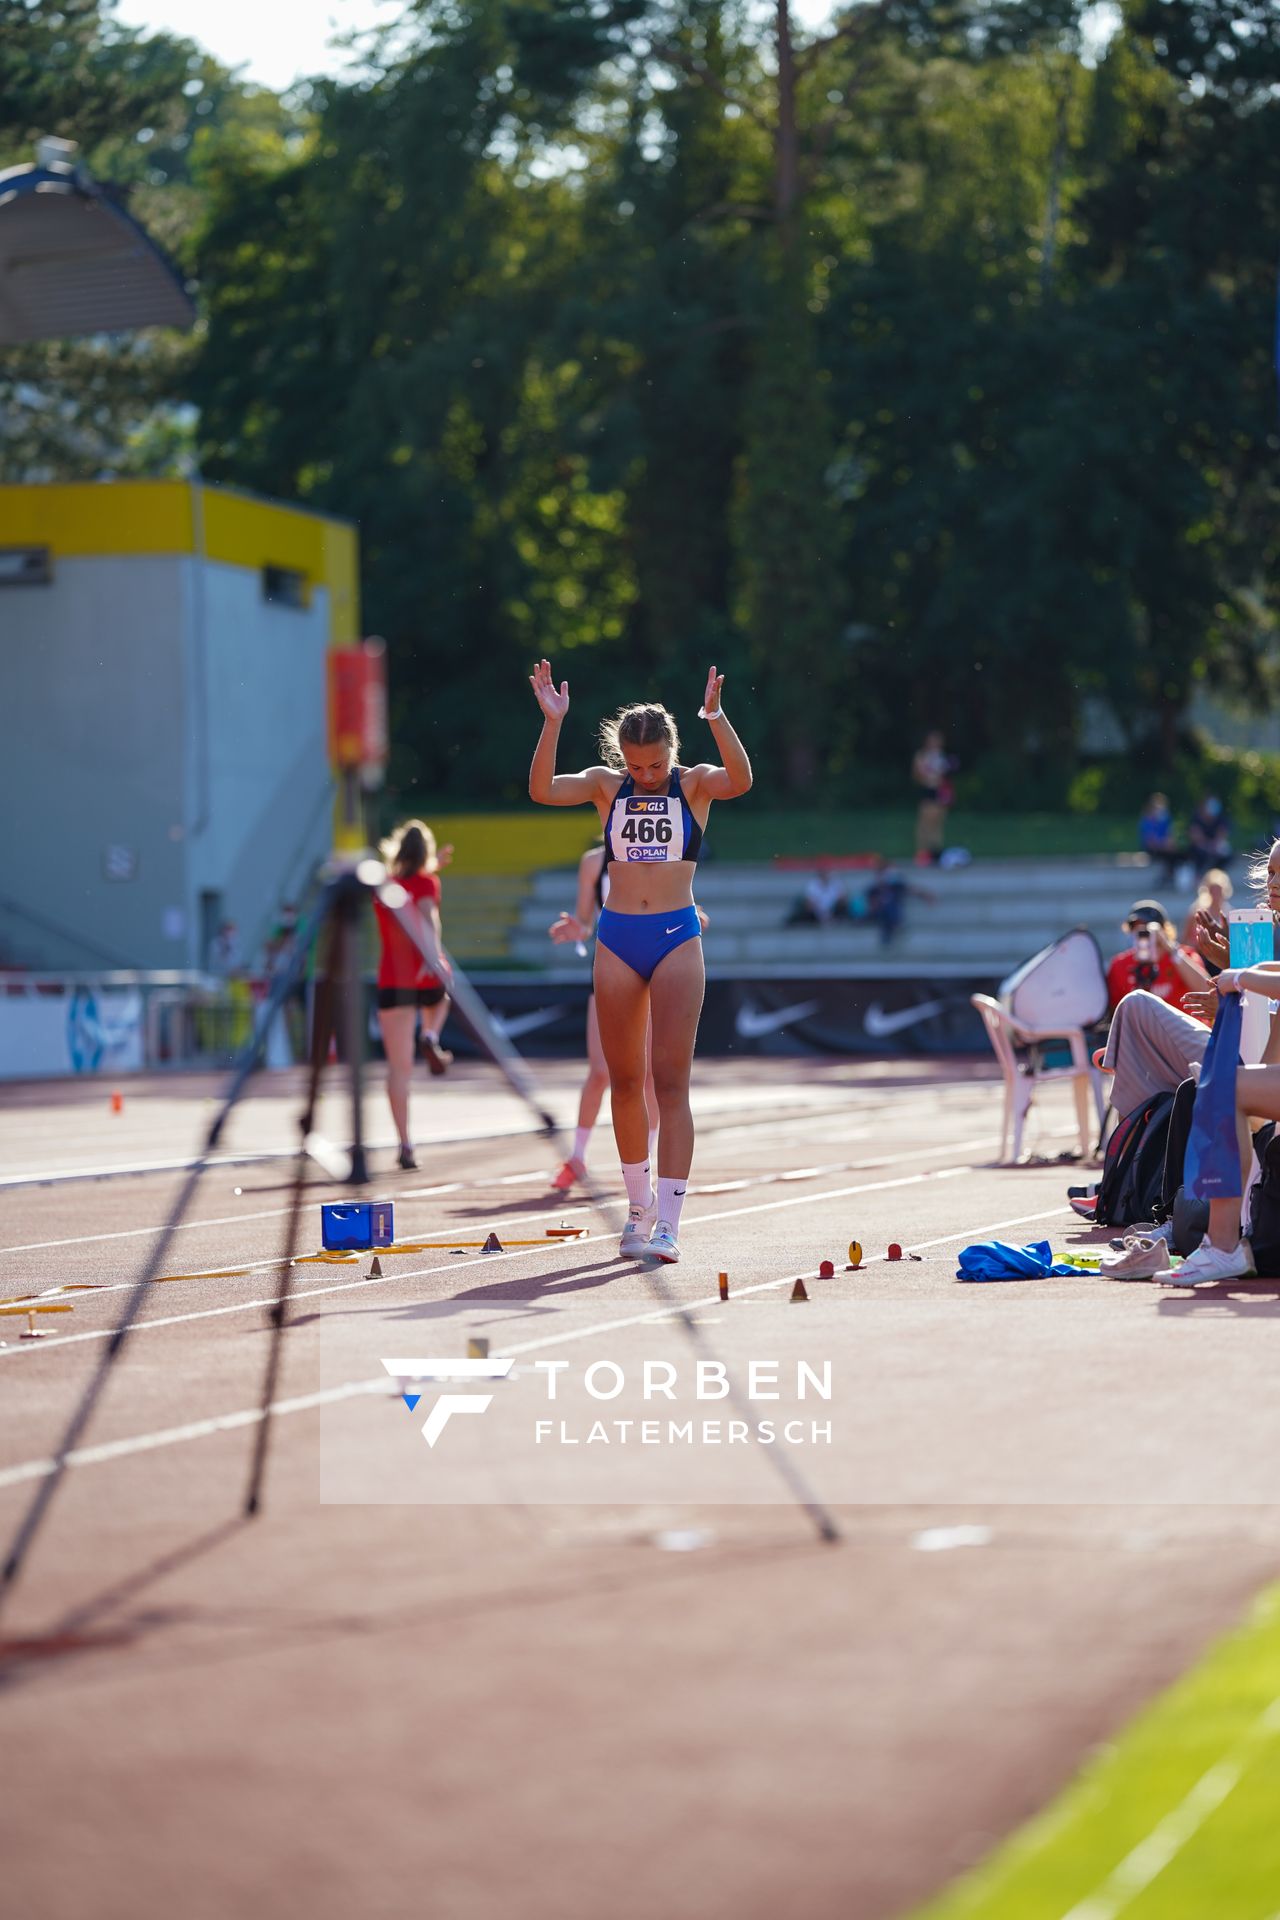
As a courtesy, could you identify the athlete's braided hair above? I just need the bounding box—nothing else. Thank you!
[599,702,680,772]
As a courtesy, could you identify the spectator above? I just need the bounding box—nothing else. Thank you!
[1181,868,1232,958]
[1101,842,1280,1139]
[785,865,849,926]
[856,855,935,948]
[1138,793,1182,884]
[1106,898,1209,1016]
[263,900,300,973]
[209,919,241,976]
[1188,794,1232,872]
[912,730,956,864]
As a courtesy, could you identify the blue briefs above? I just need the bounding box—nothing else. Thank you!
[595,906,702,983]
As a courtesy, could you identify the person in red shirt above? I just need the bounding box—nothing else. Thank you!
[374,819,453,1170]
[1106,898,1209,1016]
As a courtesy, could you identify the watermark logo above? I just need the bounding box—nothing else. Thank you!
[380,1356,514,1448]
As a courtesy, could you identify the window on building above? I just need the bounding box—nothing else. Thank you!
[261,564,309,609]
[0,547,52,586]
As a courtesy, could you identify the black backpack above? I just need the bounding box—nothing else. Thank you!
[1069,1090,1177,1228]
[1246,1124,1280,1275]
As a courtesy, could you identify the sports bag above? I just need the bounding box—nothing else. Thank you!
[1068,1088,1177,1228]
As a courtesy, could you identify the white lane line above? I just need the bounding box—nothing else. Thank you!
[0,1077,993,1191]
[1060,1697,1280,1920]
[0,1121,567,1190]
[0,1379,391,1488]
[0,1112,1007,1259]
[0,1157,988,1362]
[0,1195,1072,1490]
[0,1193,588,1260]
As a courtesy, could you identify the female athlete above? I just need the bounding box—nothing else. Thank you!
[528,663,751,1261]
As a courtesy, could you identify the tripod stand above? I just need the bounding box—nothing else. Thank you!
[1,859,373,1597]
[1,857,838,1613]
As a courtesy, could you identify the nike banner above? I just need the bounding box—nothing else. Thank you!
[357,973,1002,1059]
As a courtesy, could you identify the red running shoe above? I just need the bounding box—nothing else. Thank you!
[549,1156,587,1192]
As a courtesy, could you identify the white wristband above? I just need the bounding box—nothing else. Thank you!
[699,707,725,722]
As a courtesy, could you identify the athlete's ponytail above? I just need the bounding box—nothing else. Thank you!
[599,703,680,771]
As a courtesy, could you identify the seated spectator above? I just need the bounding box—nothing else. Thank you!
[1101,845,1280,1116]
[1181,868,1232,960]
[1138,792,1182,884]
[1188,794,1232,871]
[1106,899,1209,1016]
[1100,900,1218,1115]
[853,856,935,947]
[786,865,849,926]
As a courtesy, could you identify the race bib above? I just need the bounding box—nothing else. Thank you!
[610,795,682,863]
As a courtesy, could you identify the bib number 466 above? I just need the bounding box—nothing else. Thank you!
[619,817,673,844]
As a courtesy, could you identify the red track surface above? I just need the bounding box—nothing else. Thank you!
[2,1061,1278,1920]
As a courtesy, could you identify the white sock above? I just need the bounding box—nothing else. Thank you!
[573,1126,592,1164]
[648,1128,659,1167]
[621,1159,654,1213]
[656,1176,688,1232]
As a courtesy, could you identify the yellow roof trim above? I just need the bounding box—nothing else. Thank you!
[0,479,360,642]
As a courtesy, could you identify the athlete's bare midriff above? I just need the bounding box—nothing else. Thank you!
[601,860,698,915]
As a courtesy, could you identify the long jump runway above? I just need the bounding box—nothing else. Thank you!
[1,1060,1278,1920]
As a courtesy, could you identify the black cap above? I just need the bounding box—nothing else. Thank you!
[1125,898,1167,926]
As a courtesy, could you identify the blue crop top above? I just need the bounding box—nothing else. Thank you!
[605,768,704,868]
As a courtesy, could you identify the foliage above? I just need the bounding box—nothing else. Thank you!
[10,1,1280,807]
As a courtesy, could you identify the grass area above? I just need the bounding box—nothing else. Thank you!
[909,1582,1280,1920]
[402,803,1275,865]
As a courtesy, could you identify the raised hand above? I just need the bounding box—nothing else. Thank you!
[700,665,724,718]
[530,658,569,721]
[1194,908,1229,969]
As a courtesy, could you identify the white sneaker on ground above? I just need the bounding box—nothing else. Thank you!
[1165,1238,1256,1286]
[1112,1220,1176,1250]
[644,1220,680,1264]
[1100,1237,1172,1279]
[619,1204,657,1259]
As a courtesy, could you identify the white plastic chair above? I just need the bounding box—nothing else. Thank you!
[970,993,1105,1165]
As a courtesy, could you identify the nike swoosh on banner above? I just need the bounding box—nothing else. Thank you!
[862,998,948,1039]
[734,999,823,1039]
[490,1006,567,1039]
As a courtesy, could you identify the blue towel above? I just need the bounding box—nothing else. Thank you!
[1184,992,1244,1201]
[956,1238,1080,1281]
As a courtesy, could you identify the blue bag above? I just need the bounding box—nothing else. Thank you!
[956,1239,1079,1281]
[1183,992,1244,1201]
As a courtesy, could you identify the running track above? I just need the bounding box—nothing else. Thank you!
[1,1059,1277,1920]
